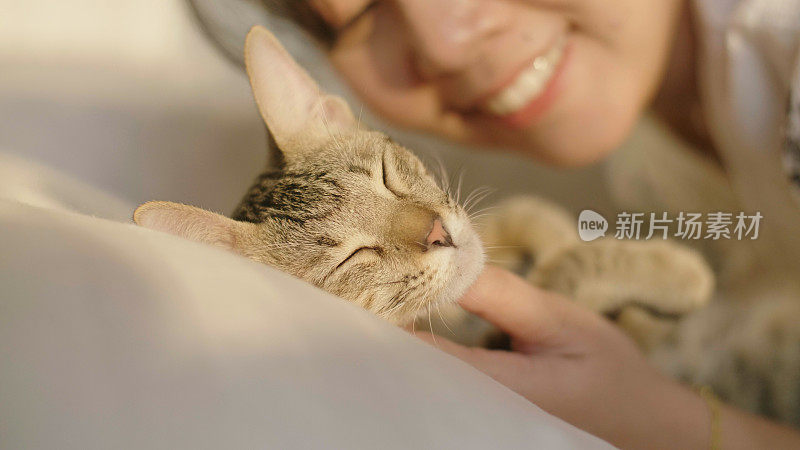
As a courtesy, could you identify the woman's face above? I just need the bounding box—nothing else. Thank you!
[310,0,682,165]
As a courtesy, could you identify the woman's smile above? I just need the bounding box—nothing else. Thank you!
[482,36,567,115]
[479,36,571,129]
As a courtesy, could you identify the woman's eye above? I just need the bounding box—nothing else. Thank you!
[336,246,379,270]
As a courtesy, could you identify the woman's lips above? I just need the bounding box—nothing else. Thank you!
[480,36,571,128]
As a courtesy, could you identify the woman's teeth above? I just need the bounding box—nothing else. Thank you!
[484,37,566,116]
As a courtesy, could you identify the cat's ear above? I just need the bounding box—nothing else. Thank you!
[133,201,252,251]
[244,25,356,157]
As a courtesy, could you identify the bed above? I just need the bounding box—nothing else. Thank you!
[0,1,619,447]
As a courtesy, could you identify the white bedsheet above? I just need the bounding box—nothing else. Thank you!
[0,186,611,448]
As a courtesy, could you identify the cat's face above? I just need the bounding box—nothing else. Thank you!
[233,131,484,324]
[134,26,484,325]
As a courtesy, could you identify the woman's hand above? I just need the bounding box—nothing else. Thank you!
[415,266,713,449]
[416,267,800,449]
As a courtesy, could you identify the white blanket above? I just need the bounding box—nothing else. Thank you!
[0,182,610,448]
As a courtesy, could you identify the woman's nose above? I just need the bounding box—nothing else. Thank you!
[394,0,505,78]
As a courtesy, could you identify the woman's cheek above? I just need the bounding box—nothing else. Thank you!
[543,47,644,164]
[331,47,452,130]
[492,38,644,165]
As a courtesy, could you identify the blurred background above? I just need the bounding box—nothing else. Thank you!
[0,0,694,220]
[0,0,264,214]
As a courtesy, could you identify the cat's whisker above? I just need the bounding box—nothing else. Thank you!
[436,158,450,196]
[425,153,450,195]
[410,296,432,336]
[382,292,406,316]
[463,187,495,213]
[427,305,439,347]
[462,185,489,206]
[463,194,484,213]
[467,205,501,217]
[468,218,493,225]
[468,185,494,204]
[389,290,418,317]
[467,213,497,222]
[469,219,496,226]
[434,301,456,336]
[455,170,466,206]
[380,281,419,317]
[381,304,401,319]
[467,206,494,221]
[315,91,333,140]
[409,294,428,328]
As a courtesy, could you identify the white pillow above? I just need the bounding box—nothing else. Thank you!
[0,199,611,449]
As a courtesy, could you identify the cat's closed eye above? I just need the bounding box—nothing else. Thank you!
[337,246,382,270]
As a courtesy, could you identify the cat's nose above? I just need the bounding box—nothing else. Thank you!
[426,217,454,249]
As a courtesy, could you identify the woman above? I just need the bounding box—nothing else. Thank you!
[189,0,800,447]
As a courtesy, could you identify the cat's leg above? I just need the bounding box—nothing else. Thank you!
[651,285,800,427]
[479,196,714,349]
[479,195,578,275]
[532,239,714,350]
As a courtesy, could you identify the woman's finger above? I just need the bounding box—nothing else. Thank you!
[458,266,566,348]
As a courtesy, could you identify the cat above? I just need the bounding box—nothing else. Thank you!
[134,26,485,326]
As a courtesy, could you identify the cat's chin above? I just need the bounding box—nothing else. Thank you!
[407,228,485,325]
[442,237,486,305]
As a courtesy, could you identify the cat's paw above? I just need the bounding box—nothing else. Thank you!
[532,239,715,319]
[479,196,578,275]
